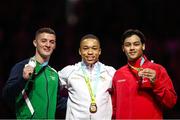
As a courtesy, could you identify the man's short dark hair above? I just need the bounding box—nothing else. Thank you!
[121,29,146,45]
[80,34,100,46]
[35,27,56,38]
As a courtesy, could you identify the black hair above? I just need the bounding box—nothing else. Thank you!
[35,27,56,38]
[80,34,100,46]
[121,29,146,45]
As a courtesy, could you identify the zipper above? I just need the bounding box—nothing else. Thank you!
[44,70,49,118]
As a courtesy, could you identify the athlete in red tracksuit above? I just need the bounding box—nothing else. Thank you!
[112,29,177,119]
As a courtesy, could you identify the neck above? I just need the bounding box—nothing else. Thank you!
[83,61,97,70]
[35,53,49,64]
[87,64,93,70]
[128,55,144,67]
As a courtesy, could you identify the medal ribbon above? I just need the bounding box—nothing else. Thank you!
[128,57,145,87]
[81,62,100,104]
[128,56,145,72]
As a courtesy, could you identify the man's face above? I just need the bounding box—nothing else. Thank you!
[33,33,56,59]
[122,34,145,61]
[79,38,101,66]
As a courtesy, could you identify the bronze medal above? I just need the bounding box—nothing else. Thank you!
[89,103,97,113]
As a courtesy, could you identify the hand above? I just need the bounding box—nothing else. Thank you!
[23,64,35,80]
[138,68,156,83]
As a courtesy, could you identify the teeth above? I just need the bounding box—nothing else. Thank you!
[129,53,135,55]
[87,57,94,60]
[88,58,93,60]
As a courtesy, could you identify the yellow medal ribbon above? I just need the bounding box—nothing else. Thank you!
[83,74,96,104]
[128,63,143,72]
[81,63,98,113]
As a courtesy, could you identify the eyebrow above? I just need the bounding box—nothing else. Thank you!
[124,40,141,43]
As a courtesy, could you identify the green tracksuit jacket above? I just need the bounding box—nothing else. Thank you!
[16,61,59,119]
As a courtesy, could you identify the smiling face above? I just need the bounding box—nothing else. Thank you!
[79,38,101,66]
[33,32,56,62]
[122,34,145,61]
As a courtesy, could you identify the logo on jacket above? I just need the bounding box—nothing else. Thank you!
[117,79,126,83]
[142,79,148,83]
[50,76,56,80]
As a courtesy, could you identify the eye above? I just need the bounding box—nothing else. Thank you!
[40,38,47,43]
[50,40,55,44]
[92,47,98,50]
[124,43,131,47]
[41,40,46,43]
[134,42,141,46]
[82,47,88,50]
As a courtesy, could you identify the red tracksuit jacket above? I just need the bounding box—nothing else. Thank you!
[112,56,177,119]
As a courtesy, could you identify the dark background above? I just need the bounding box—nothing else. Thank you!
[0,0,180,118]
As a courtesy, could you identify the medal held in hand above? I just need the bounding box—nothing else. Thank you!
[89,103,97,113]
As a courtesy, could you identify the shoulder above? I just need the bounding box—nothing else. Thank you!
[99,62,116,76]
[117,65,128,72]
[144,60,170,76]
[58,62,80,77]
[48,65,58,73]
[146,60,166,71]
[104,65,116,72]
[112,65,129,81]
[8,59,29,77]
[15,59,29,66]
[60,62,79,72]
[115,65,128,75]
[11,59,29,70]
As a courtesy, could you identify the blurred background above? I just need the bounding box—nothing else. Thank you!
[0,0,180,118]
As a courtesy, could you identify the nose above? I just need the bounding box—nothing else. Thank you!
[87,49,93,54]
[130,44,135,50]
[45,41,51,47]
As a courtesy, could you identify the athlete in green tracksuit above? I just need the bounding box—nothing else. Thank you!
[3,27,67,119]
[15,60,59,118]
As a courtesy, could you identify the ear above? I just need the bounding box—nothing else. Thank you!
[99,48,101,55]
[122,45,124,52]
[142,44,145,50]
[79,48,81,55]
[53,44,56,49]
[33,40,37,47]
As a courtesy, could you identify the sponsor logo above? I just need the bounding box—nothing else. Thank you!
[50,76,56,80]
[117,79,126,82]
[142,79,148,83]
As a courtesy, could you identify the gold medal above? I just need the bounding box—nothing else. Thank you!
[89,103,97,113]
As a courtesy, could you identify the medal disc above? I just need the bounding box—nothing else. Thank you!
[89,103,97,113]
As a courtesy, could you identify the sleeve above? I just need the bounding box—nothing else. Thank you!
[105,66,116,90]
[153,65,177,109]
[58,65,75,87]
[2,63,27,108]
[56,81,67,119]
[105,66,116,78]
[111,72,117,119]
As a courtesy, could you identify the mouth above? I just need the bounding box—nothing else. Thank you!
[43,48,51,52]
[129,52,136,56]
[86,56,95,61]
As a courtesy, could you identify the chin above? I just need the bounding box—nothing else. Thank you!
[86,61,96,65]
[41,54,50,59]
[129,57,139,61]
[87,62,94,64]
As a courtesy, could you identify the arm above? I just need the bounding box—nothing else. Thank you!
[105,66,116,78]
[104,65,116,90]
[56,65,75,119]
[56,81,67,115]
[153,66,177,109]
[2,62,27,107]
[111,74,117,119]
[58,65,75,87]
[56,79,67,109]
